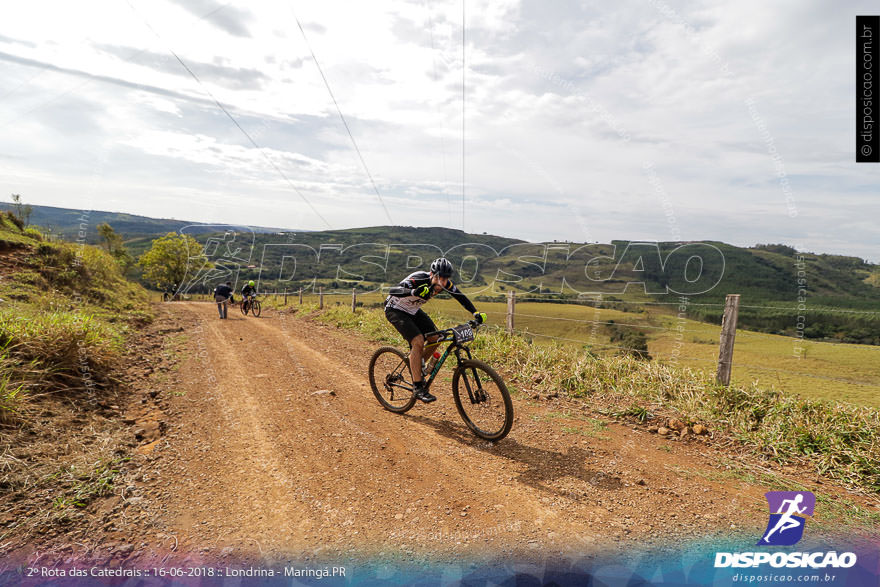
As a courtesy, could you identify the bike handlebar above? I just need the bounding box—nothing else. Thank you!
[424,320,482,342]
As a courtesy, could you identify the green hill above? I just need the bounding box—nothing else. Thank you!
[0,203,294,244]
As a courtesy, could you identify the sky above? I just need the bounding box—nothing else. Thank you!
[0,0,877,261]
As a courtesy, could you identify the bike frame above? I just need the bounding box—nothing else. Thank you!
[419,323,479,390]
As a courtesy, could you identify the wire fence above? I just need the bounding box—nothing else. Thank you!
[504,296,880,315]
[511,312,692,332]
[160,288,880,402]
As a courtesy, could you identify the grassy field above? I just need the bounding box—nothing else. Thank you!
[650,317,880,409]
[252,291,880,409]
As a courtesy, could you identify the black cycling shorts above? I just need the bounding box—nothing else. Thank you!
[385,308,438,345]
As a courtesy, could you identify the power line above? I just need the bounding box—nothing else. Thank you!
[737,305,880,315]
[727,363,880,387]
[461,0,466,232]
[489,296,880,315]
[512,329,652,354]
[513,312,684,331]
[621,300,880,314]
[125,1,332,230]
[292,9,394,226]
[590,300,723,308]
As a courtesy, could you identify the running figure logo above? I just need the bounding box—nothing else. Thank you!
[758,491,815,546]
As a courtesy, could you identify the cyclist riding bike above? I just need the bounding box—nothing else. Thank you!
[241,280,257,310]
[384,257,486,403]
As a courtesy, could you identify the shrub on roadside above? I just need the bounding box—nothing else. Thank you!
[0,309,123,387]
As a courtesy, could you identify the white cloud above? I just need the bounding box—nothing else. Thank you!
[0,0,876,260]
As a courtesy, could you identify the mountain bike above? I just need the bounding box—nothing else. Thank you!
[240,295,261,317]
[368,320,513,441]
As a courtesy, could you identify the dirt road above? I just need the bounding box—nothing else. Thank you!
[114,300,803,563]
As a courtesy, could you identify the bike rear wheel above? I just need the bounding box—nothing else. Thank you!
[368,346,416,413]
[251,299,261,317]
[452,359,513,441]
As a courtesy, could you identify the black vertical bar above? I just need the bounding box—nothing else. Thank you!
[856,15,880,162]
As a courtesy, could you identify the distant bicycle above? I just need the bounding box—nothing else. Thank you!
[368,320,513,441]
[240,294,261,317]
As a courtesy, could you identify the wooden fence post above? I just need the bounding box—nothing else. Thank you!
[507,290,516,334]
[715,294,741,386]
[351,288,357,312]
[284,289,288,305]
[299,288,303,304]
[319,286,324,309]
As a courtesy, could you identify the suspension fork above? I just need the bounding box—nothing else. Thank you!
[454,346,486,403]
[453,345,473,363]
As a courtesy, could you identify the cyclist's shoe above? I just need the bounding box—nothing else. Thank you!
[412,380,436,403]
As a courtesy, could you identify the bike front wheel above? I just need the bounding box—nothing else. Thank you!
[452,359,513,441]
[251,300,261,317]
[368,346,416,413]
[240,301,249,315]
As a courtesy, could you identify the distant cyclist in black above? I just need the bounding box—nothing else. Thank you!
[213,281,234,319]
[385,258,486,403]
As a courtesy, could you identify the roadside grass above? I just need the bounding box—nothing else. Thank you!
[304,304,880,496]
[0,310,124,396]
[612,405,653,423]
[0,373,25,425]
[48,458,126,514]
[0,457,130,540]
[0,223,151,422]
[310,301,401,345]
[0,221,153,543]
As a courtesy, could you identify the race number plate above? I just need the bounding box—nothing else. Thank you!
[453,324,475,344]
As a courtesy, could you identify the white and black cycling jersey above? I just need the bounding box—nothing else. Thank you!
[384,271,477,315]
